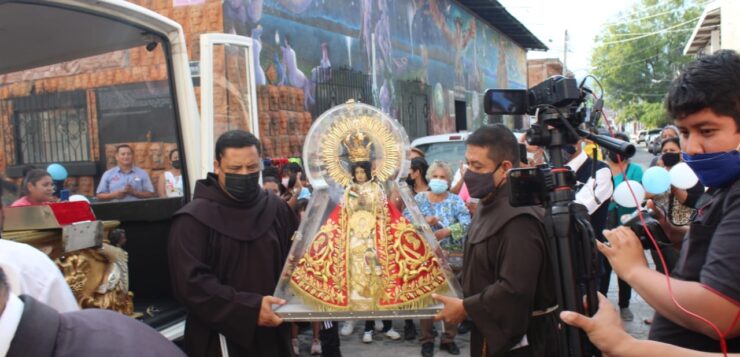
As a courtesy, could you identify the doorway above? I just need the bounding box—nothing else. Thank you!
[454,100,467,132]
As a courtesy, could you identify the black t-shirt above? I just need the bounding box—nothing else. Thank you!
[648,179,740,352]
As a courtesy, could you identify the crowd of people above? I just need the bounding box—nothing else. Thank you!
[0,50,737,357]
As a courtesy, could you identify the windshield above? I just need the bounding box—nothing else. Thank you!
[0,30,183,206]
[415,141,467,171]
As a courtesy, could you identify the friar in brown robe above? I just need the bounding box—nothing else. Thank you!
[462,180,560,356]
[168,170,298,356]
[432,125,561,357]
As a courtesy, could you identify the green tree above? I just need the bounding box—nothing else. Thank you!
[591,0,703,127]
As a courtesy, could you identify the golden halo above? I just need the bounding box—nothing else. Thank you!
[321,113,400,186]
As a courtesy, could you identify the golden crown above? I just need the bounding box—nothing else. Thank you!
[343,131,372,163]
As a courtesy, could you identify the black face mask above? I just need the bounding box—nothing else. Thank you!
[224,172,261,202]
[171,160,181,170]
[464,162,502,199]
[405,174,415,187]
[661,152,680,167]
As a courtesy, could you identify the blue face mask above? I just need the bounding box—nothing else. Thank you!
[429,179,449,194]
[682,150,740,188]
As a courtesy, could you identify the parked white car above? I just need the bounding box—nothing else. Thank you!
[411,131,526,170]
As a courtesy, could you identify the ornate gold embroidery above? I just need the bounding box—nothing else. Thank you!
[290,180,446,311]
[57,248,134,315]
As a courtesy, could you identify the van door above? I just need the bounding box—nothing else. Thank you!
[199,34,259,176]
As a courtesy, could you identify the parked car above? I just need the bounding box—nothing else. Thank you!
[411,131,525,171]
[411,133,470,171]
[649,134,662,154]
[646,129,662,153]
[637,130,648,146]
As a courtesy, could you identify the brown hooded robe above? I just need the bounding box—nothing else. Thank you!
[462,182,560,357]
[168,174,298,357]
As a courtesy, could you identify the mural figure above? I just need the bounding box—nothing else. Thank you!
[281,38,315,109]
[223,0,528,135]
[272,51,286,85]
[310,42,332,84]
[429,0,477,88]
[252,25,267,86]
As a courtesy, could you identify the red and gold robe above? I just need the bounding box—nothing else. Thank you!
[290,184,447,311]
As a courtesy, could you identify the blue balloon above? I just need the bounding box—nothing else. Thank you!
[47,163,68,181]
[643,166,671,194]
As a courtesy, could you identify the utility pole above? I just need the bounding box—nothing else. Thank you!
[563,29,568,76]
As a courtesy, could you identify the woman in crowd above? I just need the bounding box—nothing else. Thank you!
[603,132,644,321]
[11,169,56,207]
[647,137,705,276]
[405,160,471,357]
[653,137,704,225]
[262,175,287,196]
[387,156,430,340]
[649,125,680,166]
[158,149,183,197]
[406,157,430,195]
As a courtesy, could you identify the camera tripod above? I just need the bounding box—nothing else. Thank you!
[526,111,634,357]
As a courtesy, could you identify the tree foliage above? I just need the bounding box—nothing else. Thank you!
[591,0,703,127]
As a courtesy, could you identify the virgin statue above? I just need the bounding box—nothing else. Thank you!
[274,102,460,319]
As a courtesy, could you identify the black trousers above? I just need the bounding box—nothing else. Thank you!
[599,254,632,309]
[320,322,341,357]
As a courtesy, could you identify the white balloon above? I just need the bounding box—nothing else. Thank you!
[69,194,90,203]
[613,180,645,208]
[670,162,699,189]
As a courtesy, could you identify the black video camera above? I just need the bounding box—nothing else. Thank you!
[486,76,635,207]
[621,209,670,250]
[484,75,581,116]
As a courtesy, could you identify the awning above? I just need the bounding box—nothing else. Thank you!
[458,0,548,51]
[684,1,722,55]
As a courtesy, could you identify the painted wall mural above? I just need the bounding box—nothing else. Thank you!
[224,0,528,135]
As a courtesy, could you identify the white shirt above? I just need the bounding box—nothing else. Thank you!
[451,164,469,187]
[0,293,24,356]
[164,171,183,197]
[567,150,614,215]
[0,240,80,313]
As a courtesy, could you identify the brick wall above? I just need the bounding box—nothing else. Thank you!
[0,0,224,198]
[527,58,563,88]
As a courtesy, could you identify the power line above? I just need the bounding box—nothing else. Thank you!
[606,28,693,36]
[610,89,667,97]
[590,38,687,71]
[605,0,708,25]
[600,17,699,45]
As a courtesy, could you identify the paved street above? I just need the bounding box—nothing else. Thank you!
[293,146,660,356]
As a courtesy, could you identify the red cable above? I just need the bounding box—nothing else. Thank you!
[596,94,738,357]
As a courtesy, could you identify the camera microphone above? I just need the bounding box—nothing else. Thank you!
[577,129,635,159]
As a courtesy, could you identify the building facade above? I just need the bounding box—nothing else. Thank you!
[0,0,543,200]
[684,0,739,56]
[527,58,563,88]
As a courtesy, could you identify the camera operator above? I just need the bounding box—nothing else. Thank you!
[598,50,740,353]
